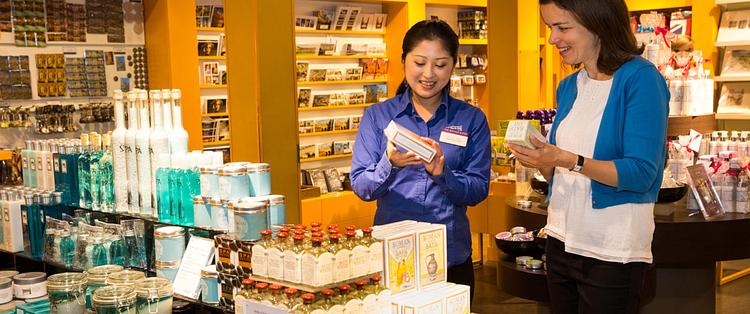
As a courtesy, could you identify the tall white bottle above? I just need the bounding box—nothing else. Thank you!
[112,90,129,213]
[36,141,48,191]
[169,89,189,156]
[125,90,140,214]
[149,90,169,218]
[135,89,153,217]
[43,141,55,191]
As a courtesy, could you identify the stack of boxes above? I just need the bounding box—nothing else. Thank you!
[213,233,253,309]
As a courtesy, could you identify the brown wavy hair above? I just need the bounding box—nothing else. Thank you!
[540,0,644,75]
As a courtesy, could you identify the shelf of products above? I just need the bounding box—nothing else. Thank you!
[297,79,388,86]
[715,75,750,82]
[299,103,372,111]
[197,27,225,32]
[296,54,387,59]
[426,0,486,7]
[299,129,358,137]
[202,112,230,117]
[301,153,353,163]
[459,38,488,45]
[200,84,229,89]
[204,140,231,147]
[295,29,386,35]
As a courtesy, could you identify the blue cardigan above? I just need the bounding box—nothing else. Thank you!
[548,56,670,209]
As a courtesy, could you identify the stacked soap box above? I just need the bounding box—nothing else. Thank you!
[373,220,471,313]
[213,234,253,309]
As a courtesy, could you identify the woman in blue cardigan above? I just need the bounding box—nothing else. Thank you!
[508,0,669,313]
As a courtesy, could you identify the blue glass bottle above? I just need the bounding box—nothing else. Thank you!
[91,237,108,267]
[90,133,104,211]
[22,194,44,259]
[78,134,92,209]
[109,235,126,266]
[59,229,75,268]
[99,134,115,213]
[63,143,81,207]
[179,166,199,227]
[155,153,172,223]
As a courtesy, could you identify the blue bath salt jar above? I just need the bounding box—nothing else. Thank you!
[218,165,250,200]
[193,196,212,229]
[246,163,271,196]
[154,226,186,263]
[241,195,285,232]
[199,165,221,199]
[155,260,180,283]
[233,201,269,241]
[200,265,219,304]
[209,197,229,232]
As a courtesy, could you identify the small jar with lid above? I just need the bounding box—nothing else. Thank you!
[233,201,269,241]
[209,197,228,232]
[154,226,186,262]
[13,272,47,299]
[266,195,285,231]
[199,265,219,304]
[85,265,124,308]
[92,285,137,314]
[193,196,211,228]
[135,277,173,314]
[47,272,87,314]
[0,278,12,304]
[105,270,145,289]
[217,165,250,200]
[156,260,180,283]
[246,163,271,196]
[199,165,221,199]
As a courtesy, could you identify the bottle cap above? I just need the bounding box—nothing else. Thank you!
[269,284,282,290]
[346,225,357,231]
[113,90,123,99]
[260,230,273,236]
[362,227,373,233]
[321,289,334,296]
[284,288,298,295]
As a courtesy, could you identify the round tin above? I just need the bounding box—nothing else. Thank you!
[510,226,527,235]
[0,278,12,304]
[233,201,269,241]
[193,196,211,228]
[156,260,180,283]
[0,270,19,281]
[209,197,228,232]
[13,272,47,299]
[526,260,543,270]
[495,231,512,240]
[200,265,219,305]
[199,165,221,199]
[92,285,137,314]
[217,165,250,200]
[154,226,186,262]
[246,163,271,196]
[515,256,533,266]
[135,277,174,314]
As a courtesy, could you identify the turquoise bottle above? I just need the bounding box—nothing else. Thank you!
[155,153,172,223]
[91,237,108,267]
[63,143,81,207]
[98,134,115,212]
[109,233,126,266]
[178,153,200,226]
[89,133,104,211]
[77,134,92,208]
[59,229,75,267]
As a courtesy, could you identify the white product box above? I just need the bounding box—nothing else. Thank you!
[416,224,447,289]
[384,120,436,162]
[504,120,546,149]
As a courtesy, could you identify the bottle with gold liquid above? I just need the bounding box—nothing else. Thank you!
[283,287,301,310]
[319,289,343,314]
[283,235,305,283]
[251,282,269,302]
[347,230,369,278]
[251,230,273,277]
[367,275,390,314]
[266,232,288,280]
[328,234,351,282]
[361,227,383,274]
[267,284,285,306]
[294,293,317,314]
[234,278,254,313]
[301,237,333,287]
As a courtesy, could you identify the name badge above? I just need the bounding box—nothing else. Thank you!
[440,128,468,147]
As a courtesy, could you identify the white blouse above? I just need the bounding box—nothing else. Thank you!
[545,69,655,264]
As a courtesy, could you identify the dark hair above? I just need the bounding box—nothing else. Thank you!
[396,19,459,95]
[540,0,644,75]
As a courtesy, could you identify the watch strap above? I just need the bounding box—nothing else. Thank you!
[570,154,584,172]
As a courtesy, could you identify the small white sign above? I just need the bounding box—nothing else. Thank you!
[173,236,215,299]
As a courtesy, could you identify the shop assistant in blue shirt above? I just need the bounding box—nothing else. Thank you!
[350,86,491,267]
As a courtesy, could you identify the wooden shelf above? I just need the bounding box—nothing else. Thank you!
[716,0,750,5]
[714,76,750,82]
[200,84,228,89]
[667,114,715,137]
[300,153,353,163]
[426,0,486,7]
[298,79,387,86]
[295,29,386,35]
[197,27,225,32]
[0,150,11,161]
[296,55,386,59]
[299,104,372,111]
[459,38,488,45]
[299,129,358,137]
[714,41,750,47]
[203,140,231,147]
[198,56,226,60]
[715,113,750,120]
[202,112,229,117]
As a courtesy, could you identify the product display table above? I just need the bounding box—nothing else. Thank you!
[500,195,750,314]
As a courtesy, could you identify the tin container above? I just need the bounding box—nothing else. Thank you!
[246,163,271,196]
[217,165,250,200]
[135,277,173,314]
[193,196,211,228]
[106,270,145,289]
[85,265,124,308]
[156,260,180,283]
[48,272,87,314]
[0,278,12,304]
[92,285,137,314]
[154,226,186,262]
[0,270,19,281]
[199,165,221,199]
[13,272,47,299]
[267,195,285,230]
[233,201,269,241]
[200,265,219,304]
[209,197,228,232]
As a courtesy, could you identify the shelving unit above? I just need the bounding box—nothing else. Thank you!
[715,75,750,82]
[301,153,353,163]
[299,103,373,111]
[295,29,386,35]
[299,129,358,137]
[297,79,388,86]
[200,84,229,88]
[296,55,387,59]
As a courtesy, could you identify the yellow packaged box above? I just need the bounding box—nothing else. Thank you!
[416,224,447,289]
[383,231,417,295]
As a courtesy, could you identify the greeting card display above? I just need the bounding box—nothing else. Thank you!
[717,10,750,44]
[720,47,750,76]
[718,82,750,114]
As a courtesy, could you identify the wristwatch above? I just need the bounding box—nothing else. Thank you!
[570,154,584,173]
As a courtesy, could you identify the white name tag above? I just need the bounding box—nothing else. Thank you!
[440,129,468,147]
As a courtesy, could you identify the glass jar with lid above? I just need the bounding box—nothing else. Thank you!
[217,165,250,200]
[92,285,137,314]
[135,277,173,314]
[105,270,145,289]
[233,201,268,241]
[85,265,124,308]
[246,163,271,196]
[199,265,219,305]
[48,272,88,314]
[153,226,186,262]
[199,165,221,199]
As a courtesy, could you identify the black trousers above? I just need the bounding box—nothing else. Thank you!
[447,255,475,304]
[546,237,648,314]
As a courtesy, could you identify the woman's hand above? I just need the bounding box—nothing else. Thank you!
[387,141,422,168]
[420,137,445,176]
[507,135,576,171]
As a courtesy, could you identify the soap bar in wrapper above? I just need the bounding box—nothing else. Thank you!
[504,120,546,149]
[384,120,436,163]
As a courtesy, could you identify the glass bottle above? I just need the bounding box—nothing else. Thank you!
[267,231,288,280]
[125,90,140,214]
[135,89,153,217]
[149,90,169,219]
[62,143,80,207]
[77,134,91,208]
[169,89,189,156]
[294,293,316,314]
[267,284,285,306]
[722,156,739,212]
[178,153,199,226]
[367,275,390,313]
[91,236,108,267]
[283,287,300,310]
[301,237,333,287]
[283,235,305,283]
[329,234,351,283]
[111,90,129,213]
[99,134,115,212]
[334,285,352,312]
[21,140,33,187]
[109,228,126,266]
[361,227,383,274]
[251,229,273,277]
[155,153,172,223]
[59,229,75,267]
[36,141,48,191]
[251,282,269,302]
[346,231,369,278]
[320,289,343,314]
[52,142,62,195]
[89,133,103,211]
[44,141,55,192]
[738,170,750,214]
[168,155,186,224]
[234,278,255,313]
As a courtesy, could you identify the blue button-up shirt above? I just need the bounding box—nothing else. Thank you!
[350,88,491,267]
